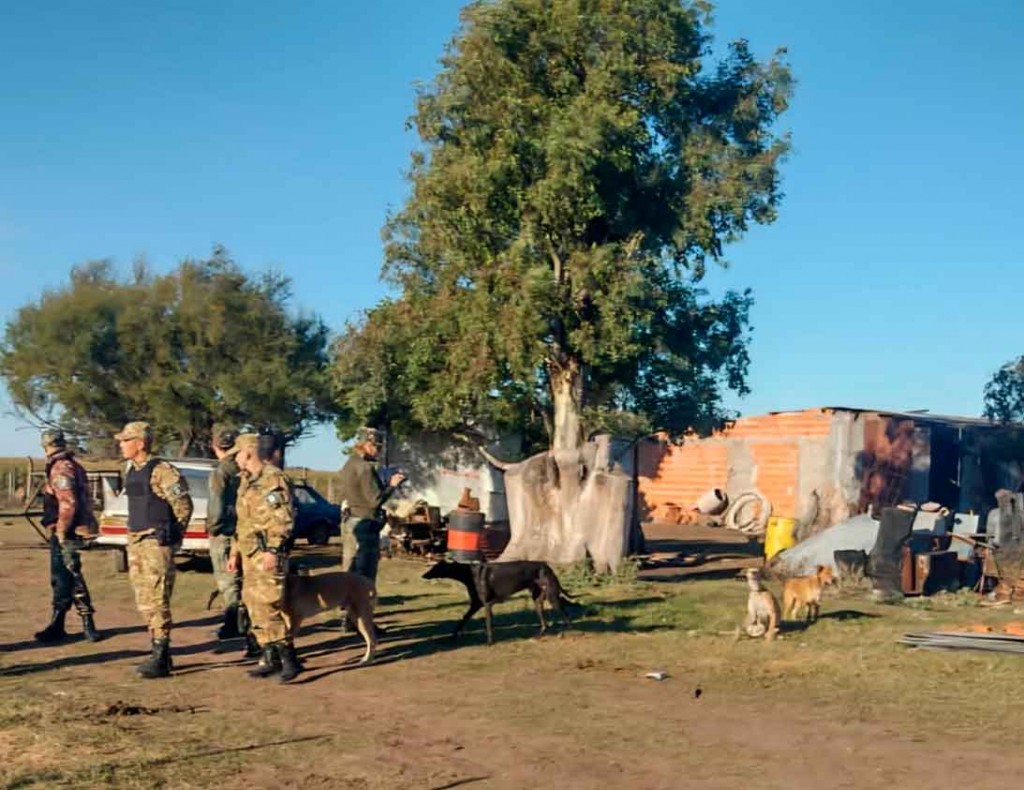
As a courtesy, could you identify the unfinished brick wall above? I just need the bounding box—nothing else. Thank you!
[637,409,834,522]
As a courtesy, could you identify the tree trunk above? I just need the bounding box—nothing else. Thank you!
[492,360,634,572]
[550,360,583,453]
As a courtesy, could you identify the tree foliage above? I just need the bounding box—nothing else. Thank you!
[984,357,1024,424]
[334,0,791,452]
[1,247,334,456]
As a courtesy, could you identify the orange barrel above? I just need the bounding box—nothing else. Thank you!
[447,510,485,562]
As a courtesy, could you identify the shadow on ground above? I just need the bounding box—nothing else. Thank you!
[289,592,674,685]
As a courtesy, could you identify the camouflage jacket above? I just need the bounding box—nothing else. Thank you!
[233,463,293,557]
[125,455,194,534]
[42,451,93,534]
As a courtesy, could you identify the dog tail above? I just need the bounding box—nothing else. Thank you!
[205,589,220,611]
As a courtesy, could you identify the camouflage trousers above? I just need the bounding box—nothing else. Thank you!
[241,552,287,645]
[127,534,175,640]
[209,534,241,609]
[48,533,94,615]
[341,517,381,586]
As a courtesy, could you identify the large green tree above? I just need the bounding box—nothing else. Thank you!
[333,0,791,567]
[2,248,334,456]
[335,0,789,453]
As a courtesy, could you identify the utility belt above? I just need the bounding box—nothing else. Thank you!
[345,502,384,520]
[130,522,182,547]
[243,531,292,573]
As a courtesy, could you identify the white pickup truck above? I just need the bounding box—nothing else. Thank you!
[93,457,341,572]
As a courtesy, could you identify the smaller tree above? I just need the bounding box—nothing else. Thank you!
[984,357,1024,424]
[1,247,335,455]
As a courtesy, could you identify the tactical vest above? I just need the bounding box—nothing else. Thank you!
[41,452,90,528]
[125,458,176,540]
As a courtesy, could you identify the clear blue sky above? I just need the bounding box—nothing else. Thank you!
[2,0,1022,469]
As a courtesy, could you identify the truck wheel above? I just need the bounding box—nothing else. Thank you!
[113,548,128,573]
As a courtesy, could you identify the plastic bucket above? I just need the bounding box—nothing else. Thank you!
[764,516,797,560]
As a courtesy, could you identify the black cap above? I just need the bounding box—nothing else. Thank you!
[214,428,239,450]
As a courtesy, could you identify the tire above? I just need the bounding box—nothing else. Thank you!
[307,521,331,547]
[113,548,128,573]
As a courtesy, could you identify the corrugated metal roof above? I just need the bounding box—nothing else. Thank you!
[766,406,1021,429]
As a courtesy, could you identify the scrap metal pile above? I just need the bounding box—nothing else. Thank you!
[771,491,1024,602]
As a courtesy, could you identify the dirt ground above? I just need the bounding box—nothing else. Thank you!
[4,517,1024,789]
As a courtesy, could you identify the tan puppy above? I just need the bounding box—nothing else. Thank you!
[744,568,781,640]
[782,565,835,624]
[283,571,377,665]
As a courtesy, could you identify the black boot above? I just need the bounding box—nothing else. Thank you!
[35,609,67,643]
[136,638,172,679]
[279,642,302,683]
[247,643,282,678]
[242,632,262,660]
[217,604,241,640]
[80,613,101,643]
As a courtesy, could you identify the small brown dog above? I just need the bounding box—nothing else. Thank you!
[782,565,835,624]
[282,571,377,665]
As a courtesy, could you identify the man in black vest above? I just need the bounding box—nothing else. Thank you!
[116,421,193,679]
[34,428,101,643]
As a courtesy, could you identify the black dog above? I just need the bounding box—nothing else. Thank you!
[422,559,576,645]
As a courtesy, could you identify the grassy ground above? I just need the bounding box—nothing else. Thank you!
[3,518,1024,788]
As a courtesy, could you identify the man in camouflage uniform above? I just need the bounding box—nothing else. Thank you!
[34,428,101,643]
[338,428,404,589]
[116,421,193,679]
[227,433,301,682]
[208,427,245,643]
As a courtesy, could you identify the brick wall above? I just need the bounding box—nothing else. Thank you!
[637,408,834,521]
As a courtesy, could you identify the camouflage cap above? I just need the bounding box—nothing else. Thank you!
[40,428,66,449]
[230,433,260,453]
[356,427,384,447]
[114,421,152,442]
[214,428,240,451]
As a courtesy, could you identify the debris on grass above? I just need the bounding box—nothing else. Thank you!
[901,631,1024,655]
[93,701,204,718]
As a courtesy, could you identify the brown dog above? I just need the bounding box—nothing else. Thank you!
[282,571,377,664]
[782,565,834,624]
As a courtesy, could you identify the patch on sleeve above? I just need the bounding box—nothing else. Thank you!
[265,490,286,507]
[167,481,185,498]
[53,475,74,491]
